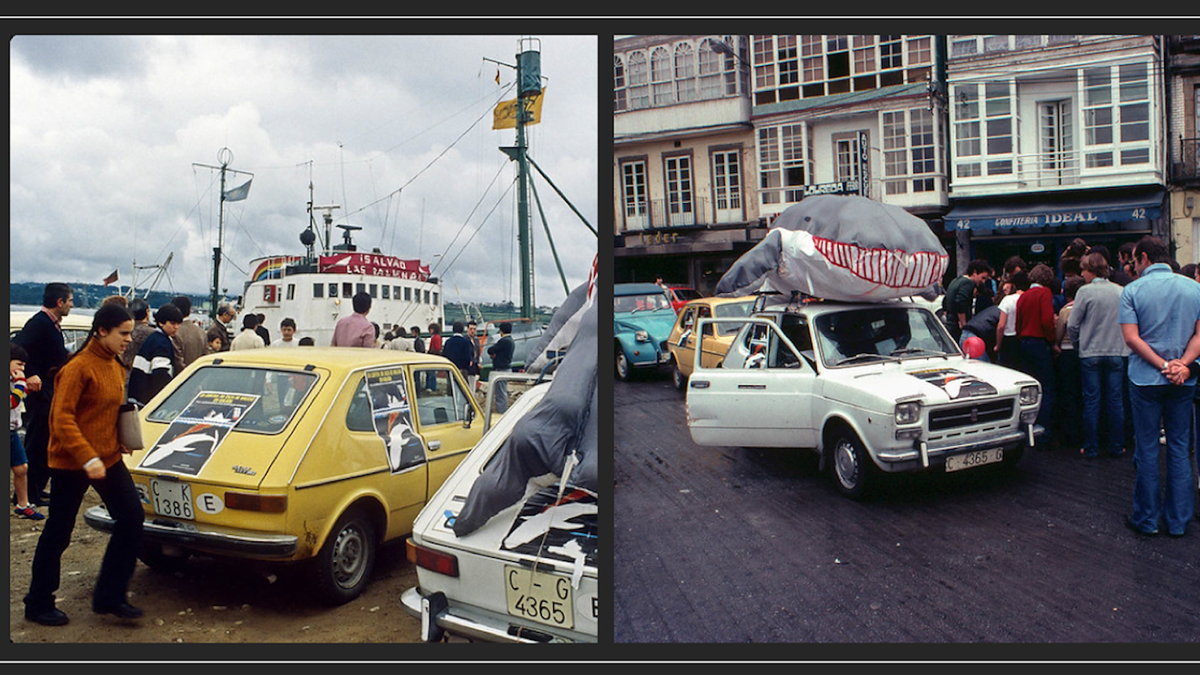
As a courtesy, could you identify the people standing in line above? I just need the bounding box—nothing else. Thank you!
[410,326,426,353]
[441,320,474,383]
[1100,244,1135,287]
[12,282,74,507]
[1016,264,1059,451]
[1055,275,1086,452]
[10,342,43,520]
[385,327,414,351]
[23,303,144,626]
[487,322,515,413]
[942,259,993,342]
[996,270,1029,371]
[1118,242,1138,283]
[254,313,271,346]
[170,296,208,370]
[1068,252,1130,459]
[230,313,266,351]
[1120,235,1200,538]
[121,299,154,373]
[425,323,443,391]
[298,336,315,346]
[127,303,184,407]
[331,292,375,348]
[273,318,298,347]
[206,303,236,352]
[465,320,482,392]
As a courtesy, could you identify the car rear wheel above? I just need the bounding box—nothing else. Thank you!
[311,507,377,605]
[616,348,632,382]
[137,542,190,573]
[830,429,876,500]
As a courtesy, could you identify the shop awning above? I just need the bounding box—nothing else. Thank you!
[944,190,1163,232]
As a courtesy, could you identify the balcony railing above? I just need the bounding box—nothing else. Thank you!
[621,196,718,231]
[1173,138,1200,183]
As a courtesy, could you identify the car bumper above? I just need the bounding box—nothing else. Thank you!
[83,505,299,558]
[873,423,1043,473]
[400,586,593,644]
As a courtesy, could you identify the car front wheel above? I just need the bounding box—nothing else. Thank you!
[311,507,377,605]
[830,429,876,500]
[616,347,632,381]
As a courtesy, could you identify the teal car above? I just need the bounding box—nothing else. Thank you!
[614,283,677,381]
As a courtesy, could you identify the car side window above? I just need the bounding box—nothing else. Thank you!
[412,368,469,426]
[345,378,374,432]
[698,307,714,335]
[681,308,696,332]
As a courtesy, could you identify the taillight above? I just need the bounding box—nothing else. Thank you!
[406,538,459,577]
[224,492,287,513]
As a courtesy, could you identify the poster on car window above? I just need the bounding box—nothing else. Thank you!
[138,391,259,476]
[366,368,426,472]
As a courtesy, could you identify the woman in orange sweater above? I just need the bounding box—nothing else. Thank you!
[23,303,144,627]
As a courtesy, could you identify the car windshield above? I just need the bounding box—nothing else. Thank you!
[672,288,702,301]
[813,306,956,368]
[615,293,672,313]
[145,365,318,434]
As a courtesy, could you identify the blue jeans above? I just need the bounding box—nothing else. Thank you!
[1080,355,1125,457]
[1128,384,1196,535]
[1019,337,1056,448]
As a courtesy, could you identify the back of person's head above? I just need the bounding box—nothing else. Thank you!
[1063,237,1089,259]
[1003,256,1027,277]
[172,295,192,317]
[155,303,184,326]
[499,321,512,334]
[1119,241,1137,260]
[242,313,259,330]
[1180,264,1198,280]
[1134,235,1169,265]
[1060,257,1082,277]
[1011,270,1031,292]
[1029,263,1056,288]
[1080,252,1110,278]
[128,298,150,322]
[373,322,381,338]
[102,295,128,308]
[11,341,29,364]
[1087,244,1112,265]
[352,292,372,314]
[298,336,315,346]
[452,320,464,333]
[281,317,296,330]
[42,282,72,308]
[1063,275,1087,301]
[966,259,992,276]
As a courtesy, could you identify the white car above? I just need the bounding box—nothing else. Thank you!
[685,297,1043,499]
[400,372,598,642]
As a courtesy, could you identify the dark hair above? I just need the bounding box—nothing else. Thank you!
[1003,256,1027,276]
[1086,244,1112,265]
[452,320,464,333]
[1010,270,1031,292]
[498,322,512,334]
[352,291,372,314]
[242,313,259,329]
[1063,274,1086,301]
[966,259,992,276]
[410,326,421,335]
[1062,237,1089,259]
[1118,241,1136,258]
[1029,263,1056,288]
[1181,264,1198,280]
[1060,257,1082,277]
[428,322,440,333]
[298,336,315,346]
[218,304,234,319]
[10,342,29,363]
[42,282,72,309]
[1133,235,1169,265]
[128,298,150,321]
[281,317,296,329]
[71,303,133,363]
[372,322,381,338]
[155,303,183,326]
[172,296,192,317]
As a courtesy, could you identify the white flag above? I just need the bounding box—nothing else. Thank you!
[223,179,252,202]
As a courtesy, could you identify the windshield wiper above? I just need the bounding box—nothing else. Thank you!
[889,347,946,358]
[835,353,899,366]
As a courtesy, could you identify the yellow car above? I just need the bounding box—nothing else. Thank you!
[664,295,756,391]
[85,346,485,605]
[10,309,94,353]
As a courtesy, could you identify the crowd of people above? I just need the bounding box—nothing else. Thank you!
[943,234,1200,540]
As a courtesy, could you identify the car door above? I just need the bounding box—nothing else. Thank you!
[410,365,483,492]
[686,317,816,449]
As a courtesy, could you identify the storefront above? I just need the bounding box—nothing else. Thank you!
[944,187,1165,273]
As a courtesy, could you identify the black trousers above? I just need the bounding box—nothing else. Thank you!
[25,460,144,612]
[21,393,52,497]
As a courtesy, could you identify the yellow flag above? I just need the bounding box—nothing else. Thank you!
[492,88,545,130]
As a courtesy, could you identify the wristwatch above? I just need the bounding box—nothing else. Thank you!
[1163,360,1170,371]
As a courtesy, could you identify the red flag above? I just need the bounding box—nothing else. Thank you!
[103,269,118,286]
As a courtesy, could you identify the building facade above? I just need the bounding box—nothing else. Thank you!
[1166,35,1200,264]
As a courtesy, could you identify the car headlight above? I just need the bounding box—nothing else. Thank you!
[894,401,921,425]
[1020,384,1041,406]
[635,329,650,342]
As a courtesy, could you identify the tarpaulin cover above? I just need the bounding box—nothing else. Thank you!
[715,195,948,302]
[451,278,597,537]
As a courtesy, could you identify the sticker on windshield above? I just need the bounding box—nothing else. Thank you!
[366,368,426,472]
[139,391,258,476]
[908,368,997,399]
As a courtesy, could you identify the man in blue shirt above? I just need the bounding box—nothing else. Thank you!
[1119,235,1200,537]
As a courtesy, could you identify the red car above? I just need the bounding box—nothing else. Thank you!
[663,285,702,313]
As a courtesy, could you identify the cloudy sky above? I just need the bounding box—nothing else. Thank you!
[10,33,598,311]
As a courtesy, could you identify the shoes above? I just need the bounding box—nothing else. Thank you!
[1167,530,1185,538]
[25,607,69,626]
[29,492,50,507]
[93,601,143,619]
[14,504,45,520]
[1080,449,1099,459]
[1124,516,1158,537]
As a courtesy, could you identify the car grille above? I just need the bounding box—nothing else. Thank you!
[928,398,1015,431]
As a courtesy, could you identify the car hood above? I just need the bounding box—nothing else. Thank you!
[614,310,676,340]
[821,357,1036,410]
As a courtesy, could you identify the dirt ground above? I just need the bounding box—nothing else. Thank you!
[9,479,423,644]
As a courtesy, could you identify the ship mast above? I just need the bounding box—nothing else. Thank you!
[194,147,253,319]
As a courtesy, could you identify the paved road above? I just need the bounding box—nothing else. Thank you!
[613,371,1200,652]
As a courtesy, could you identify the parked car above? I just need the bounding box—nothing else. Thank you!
[84,346,485,604]
[662,284,703,313]
[685,297,1043,499]
[401,373,598,643]
[664,295,757,391]
[10,309,94,353]
[613,282,676,381]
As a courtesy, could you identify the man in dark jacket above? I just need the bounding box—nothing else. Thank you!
[440,321,473,383]
[487,322,515,412]
[12,283,74,505]
[942,259,993,341]
[128,303,184,406]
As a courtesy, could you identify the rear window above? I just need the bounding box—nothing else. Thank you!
[145,365,318,434]
[673,288,702,301]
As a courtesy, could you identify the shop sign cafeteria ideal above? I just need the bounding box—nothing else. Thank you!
[952,206,1153,232]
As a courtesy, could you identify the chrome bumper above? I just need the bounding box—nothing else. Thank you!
[83,505,298,558]
[400,586,590,644]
